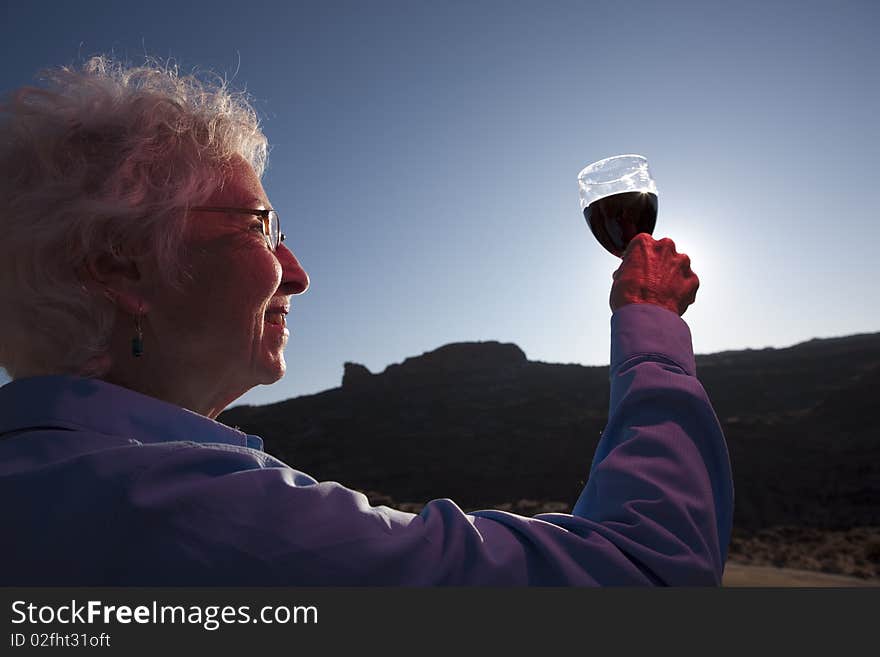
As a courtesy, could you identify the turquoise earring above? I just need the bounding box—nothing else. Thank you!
[132,305,144,357]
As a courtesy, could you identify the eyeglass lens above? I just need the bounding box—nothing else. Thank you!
[268,211,280,250]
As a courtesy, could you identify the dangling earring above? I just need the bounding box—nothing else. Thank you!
[132,303,144,357]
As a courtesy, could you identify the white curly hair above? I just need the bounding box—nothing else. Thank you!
[0,56,268,379]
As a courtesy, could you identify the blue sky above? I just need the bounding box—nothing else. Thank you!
[1,0,878,407]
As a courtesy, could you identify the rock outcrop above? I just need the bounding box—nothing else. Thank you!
[220,331,880,531]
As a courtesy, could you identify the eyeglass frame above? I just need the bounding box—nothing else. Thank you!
[189,206,286,251]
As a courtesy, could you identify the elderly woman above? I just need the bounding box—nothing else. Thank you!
[0,58,733,585]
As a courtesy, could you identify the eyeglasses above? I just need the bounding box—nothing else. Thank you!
[189,206,286,251]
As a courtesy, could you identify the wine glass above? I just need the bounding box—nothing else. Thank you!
[577,154,658,257]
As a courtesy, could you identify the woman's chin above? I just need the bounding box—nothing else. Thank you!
[257,348,287,384]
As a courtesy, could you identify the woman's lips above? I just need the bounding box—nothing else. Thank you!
[264,310,286,326]
[264,310,290,337]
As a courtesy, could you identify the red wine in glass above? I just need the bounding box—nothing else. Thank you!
[577,154,658,257]
[583,191,657,257]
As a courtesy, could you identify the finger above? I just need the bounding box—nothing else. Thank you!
[688,274,700,302]
[679,280,699,316]
[658,237,676,253]
[623,232,651,258]
[678,253,692,275]
[631,232,653,247]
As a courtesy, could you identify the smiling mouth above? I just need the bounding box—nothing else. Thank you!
[264,310,287,327]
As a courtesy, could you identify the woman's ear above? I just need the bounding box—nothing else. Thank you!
[79,251,152,316]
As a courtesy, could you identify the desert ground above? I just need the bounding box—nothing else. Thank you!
[723,562,879,587]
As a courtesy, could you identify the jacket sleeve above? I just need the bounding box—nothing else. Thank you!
[568,302,734,585]
[122,303,733,586]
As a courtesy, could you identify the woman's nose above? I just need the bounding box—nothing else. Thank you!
[276,244,310,295]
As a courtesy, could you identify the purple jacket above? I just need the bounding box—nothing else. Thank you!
[0,303,733,585]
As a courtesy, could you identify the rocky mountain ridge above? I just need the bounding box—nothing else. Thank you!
[219,332,880,531]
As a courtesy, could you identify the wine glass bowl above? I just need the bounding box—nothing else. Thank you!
[578,154,659,257]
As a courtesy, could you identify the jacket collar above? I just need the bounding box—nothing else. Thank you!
[0,375,263,451]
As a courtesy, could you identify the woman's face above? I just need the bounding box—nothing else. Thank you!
[145,158,309,408]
